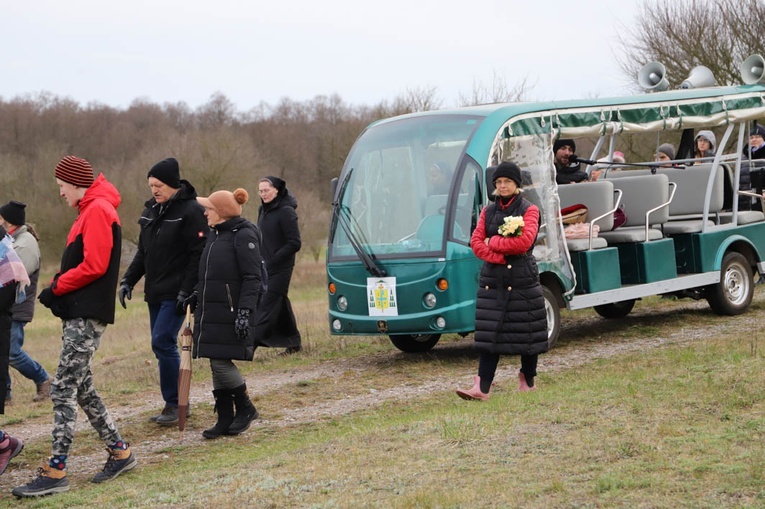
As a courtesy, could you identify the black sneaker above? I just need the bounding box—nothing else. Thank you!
[12,465,70,497]
[149,405,189,425]
[149,406,178,425]
[92,446,137,483]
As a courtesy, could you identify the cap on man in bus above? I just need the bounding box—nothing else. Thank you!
[750,124,765,146]
[657,143,675,161]
[492,161,523,188]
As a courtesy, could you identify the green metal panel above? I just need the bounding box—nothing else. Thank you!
[569,248,622,294]
[327,244,482,335]
[693,223,765,272]
[616,239,678,284]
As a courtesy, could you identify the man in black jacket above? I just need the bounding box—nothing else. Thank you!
[554,139,602,184]
[119,158,207,425]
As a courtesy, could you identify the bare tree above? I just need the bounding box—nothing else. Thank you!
[619,0,765,90]
[457,72,532,106]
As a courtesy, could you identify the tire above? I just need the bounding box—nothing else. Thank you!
[706,251,754,315]
[389,334,441,353]
[594,299,636,319]
[542,285,561,350]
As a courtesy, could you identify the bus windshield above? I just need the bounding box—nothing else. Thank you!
[329,114,483,260]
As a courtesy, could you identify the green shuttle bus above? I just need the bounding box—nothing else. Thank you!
[326,66,765,352]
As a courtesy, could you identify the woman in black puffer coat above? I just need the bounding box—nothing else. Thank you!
[253,176,302,354]
[192,188,263,439]
[456,162,548,400]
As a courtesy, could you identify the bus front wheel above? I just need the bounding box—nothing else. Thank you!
[594,299,636,319]
[389,334,441,353]
[543,285,561,350]
[707,252,754,315]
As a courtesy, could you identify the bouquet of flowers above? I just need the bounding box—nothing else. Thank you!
[498,215,524,237]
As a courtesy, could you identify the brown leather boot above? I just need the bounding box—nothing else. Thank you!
[33,377,52,402]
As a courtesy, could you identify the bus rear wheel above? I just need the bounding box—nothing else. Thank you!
[707,252,753,315]
[594,299,636,319]
[543,285,561,350]
[389,334,441,353]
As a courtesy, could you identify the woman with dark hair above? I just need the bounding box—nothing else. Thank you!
[253,176,302,355]
[456,162,548,400]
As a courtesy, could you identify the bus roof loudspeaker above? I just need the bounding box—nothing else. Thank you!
[741,54,765,85]
[680,66,716,89]
[638,62,669,92]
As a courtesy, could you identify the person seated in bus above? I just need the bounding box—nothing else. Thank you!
[743,124,765,160]
[656,143,676,167]
[456,162,548,400]
[554,139,602,184]
[427,161,451,195]
[693,130,716,162]
[596,151,627,173]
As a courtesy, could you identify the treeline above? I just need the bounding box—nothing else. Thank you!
[0,91,428,261]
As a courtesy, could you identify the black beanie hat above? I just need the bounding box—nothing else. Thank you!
[553,138,576,154]
[0,200,26,226]
[750,124,765,138]
[147,157,181,189]
[492,161,523,187]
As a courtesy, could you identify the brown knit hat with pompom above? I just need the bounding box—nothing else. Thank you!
[197,188,248,219]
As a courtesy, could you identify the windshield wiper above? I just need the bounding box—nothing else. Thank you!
[330,168,387,277]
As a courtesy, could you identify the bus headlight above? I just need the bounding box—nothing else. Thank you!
[423,292,437,308]
[332,319,342,331]
[435,316,446,329]
[337,296,348,311]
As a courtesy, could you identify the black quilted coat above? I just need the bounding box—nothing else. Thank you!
[470,195,548,356]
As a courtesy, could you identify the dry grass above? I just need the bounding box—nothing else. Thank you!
[1,257,764,508]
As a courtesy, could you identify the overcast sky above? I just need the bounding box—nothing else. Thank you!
[0,0,641,111]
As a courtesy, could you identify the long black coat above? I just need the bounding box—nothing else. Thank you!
[471,195,548,356]
[122,180,208,302]
[257,192,301,295]
[193,217,263,362]
[253,191,302,348]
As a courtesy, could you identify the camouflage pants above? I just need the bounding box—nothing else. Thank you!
[51,318,122,456]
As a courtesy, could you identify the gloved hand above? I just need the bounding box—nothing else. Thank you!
[38,287,55,308]
[234,308,250,341]
[118,282,132,309]
[175,290,189,316]
[183,291,198,314]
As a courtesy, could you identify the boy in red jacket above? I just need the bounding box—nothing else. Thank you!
[13,156,137,498]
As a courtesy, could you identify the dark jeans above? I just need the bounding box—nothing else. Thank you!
[148,300,184,407]
[7,321,49,394]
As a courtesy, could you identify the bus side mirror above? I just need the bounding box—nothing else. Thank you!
[330,177,338,200]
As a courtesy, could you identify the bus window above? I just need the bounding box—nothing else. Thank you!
[328,115,482,259]
[450,160,481,243]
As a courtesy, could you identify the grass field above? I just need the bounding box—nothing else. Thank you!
[1,258,763,508]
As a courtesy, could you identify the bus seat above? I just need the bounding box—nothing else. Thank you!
[557,180,616,251]
[599,174,670,243]
[658,164,724,234]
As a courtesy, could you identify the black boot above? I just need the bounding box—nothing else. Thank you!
[202,389,234,439]
[227,383,259,435]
